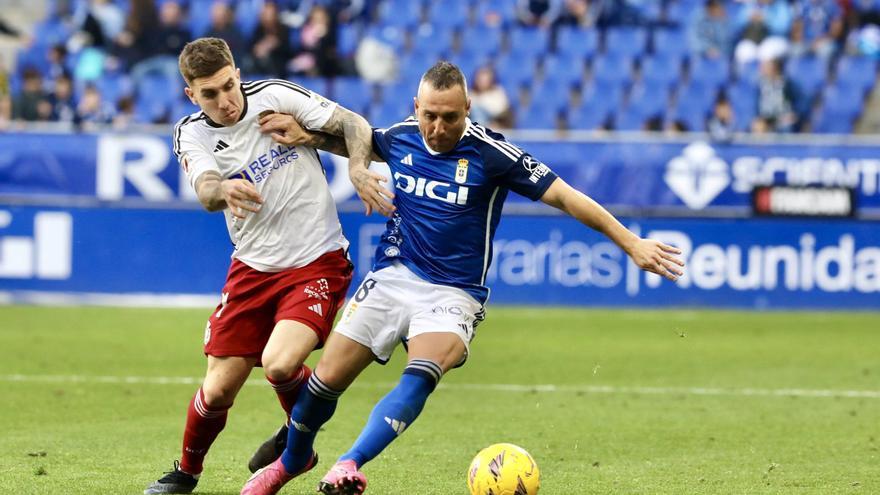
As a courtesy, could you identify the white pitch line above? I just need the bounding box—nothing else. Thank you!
[2,374,879,399]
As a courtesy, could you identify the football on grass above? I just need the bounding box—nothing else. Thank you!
[466,443,541,495]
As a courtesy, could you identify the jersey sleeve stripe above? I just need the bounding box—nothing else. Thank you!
[376,120,419,134]
[481,186,501,285]
[469,125,522,159]
[172,113,208,158]
[243,79,310,98]
[466,128,518,162]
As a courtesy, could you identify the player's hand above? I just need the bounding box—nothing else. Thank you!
[221,178,263,218]
[258,111,312,146]
[350,165,395,217]
[627,239,685,282]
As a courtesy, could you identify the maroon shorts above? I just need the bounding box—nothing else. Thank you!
[204,249,353,358]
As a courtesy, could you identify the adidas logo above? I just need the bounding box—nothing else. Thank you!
[384,417,407,435]
[292,421,311,433]
[213,139,230,152]
[401,153,413,166]
[308,303,323,316]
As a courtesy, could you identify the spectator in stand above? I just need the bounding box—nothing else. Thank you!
[752,58,798,133]
[517,0,563,28]
[76,84,113,127]
[71,0,126,50]
[48,73,77,123]
[734,0,793,65]
[112,95,136,129]
[554,0,598,28]
[45,44,72,85]
[330,0,367,24]
[0,15,23,38]
[0,56,11,127]
[688,0,732,59]
[205,1,247,62]
[243,1,291,79]
[793,0,844,60]
[470,65,513,129]
[707,95,735,142]
[289,5,339,77]
[130,0,190,82]
[12,68,51,122]
[113,0,160,70]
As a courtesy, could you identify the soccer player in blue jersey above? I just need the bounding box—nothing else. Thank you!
[241,61,684,495]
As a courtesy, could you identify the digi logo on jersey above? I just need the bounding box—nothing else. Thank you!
[245,144,299,183]
[393,172,469,205]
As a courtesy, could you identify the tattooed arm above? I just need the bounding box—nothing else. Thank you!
[259,108,394,216]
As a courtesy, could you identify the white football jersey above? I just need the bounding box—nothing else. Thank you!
[172,79,349,272]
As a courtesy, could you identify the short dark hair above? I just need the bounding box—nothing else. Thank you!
[421,61,467,93]
[178,37,235,84]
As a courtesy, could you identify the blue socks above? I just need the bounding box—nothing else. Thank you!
[281,374,342,473]
[339,359,442,467]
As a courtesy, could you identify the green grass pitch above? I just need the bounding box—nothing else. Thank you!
[1,306,878,494]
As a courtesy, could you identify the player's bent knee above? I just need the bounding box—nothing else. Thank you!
[262,359,302,382]
[200,383,238,408]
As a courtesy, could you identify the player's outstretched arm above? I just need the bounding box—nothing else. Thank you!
[195,171,263,218]
[320,106,395,217]
[540,178,685,281]
[259,109,394,216]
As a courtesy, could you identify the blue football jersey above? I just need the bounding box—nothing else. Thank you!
[370,118,558,304]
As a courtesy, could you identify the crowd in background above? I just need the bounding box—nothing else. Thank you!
[1,0,879,135]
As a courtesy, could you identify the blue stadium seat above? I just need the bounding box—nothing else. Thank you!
[450,51,490,81]
[835,56,878,94]
[31,19,73,48]
[172,98,202,121]
[554,27,599,59]
[652,28,689,60]
[591,53,634,87]
[369,97,414,128]
[509,27,550,58]
[668,97,710,132]
[604,28,647,58]
[676,78,720,110]
[811,106,855,134]
[234,0,261,39]
[734,61,761,86]
[529,78,571,112]
[475,0,517,28]
[137,74,177,107]
[460,26,503,59]
[567,102,610,130]
[337,23,362,57]
[188,0,215,38]
[376,0,423,28]
[365,25,406,52]
[495,53,538,92]
[95,74,134,107]
[516,102,558,130]
[640,54,683,89]
[820,82,863,118]
[542,55,586,88]
[689,56,730,88]
[626,81,669,119]
[725,81,757,131]
[330,77,373,114]
[614,106,649,131]
[426,0,470,30]
[785,55,827,102]
[411,24,455,60]
[664,0,702,26]
[569,81,624,130]
[288,76,329,96]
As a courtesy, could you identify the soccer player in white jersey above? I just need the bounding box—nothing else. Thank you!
[143,38,391,495]
[242,61,685,495]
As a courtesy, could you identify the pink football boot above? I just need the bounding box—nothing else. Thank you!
[240,453,317,495]
[316,460,368,495]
